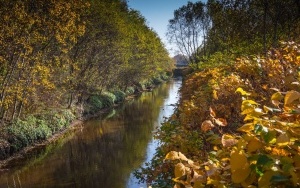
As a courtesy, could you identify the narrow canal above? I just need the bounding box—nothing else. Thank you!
[0,78,182,188]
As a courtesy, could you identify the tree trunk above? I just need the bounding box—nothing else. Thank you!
[263,0,268,55]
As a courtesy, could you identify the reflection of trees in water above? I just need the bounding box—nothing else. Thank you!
[0,81,177,188]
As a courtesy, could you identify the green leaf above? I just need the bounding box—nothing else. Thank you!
[254,124,263,134]
[261,129,276,144]
[270,174,289,183]
[257,154,273,167]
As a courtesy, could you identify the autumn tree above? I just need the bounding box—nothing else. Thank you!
[0,0,173,123]
[0,0,87,121]
[206,0,300,56]
[167,1,210,65]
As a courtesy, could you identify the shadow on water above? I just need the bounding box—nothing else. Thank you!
[0,78,182,188]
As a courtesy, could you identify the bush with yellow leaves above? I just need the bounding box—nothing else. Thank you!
[137,42,300,187]
[165,87,300,187]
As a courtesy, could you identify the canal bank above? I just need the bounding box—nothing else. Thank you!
[0,78,182,188]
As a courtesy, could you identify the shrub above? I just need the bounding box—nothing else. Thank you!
[37,109,75,133]
[152,77,163,85]
[160,73,170,81]
[125,87,135,95]
[7,115,52,152]
[87,95,103,112]
[113,90,126,103]
[5,109,75,153]
[84,92,117,114]
[100,92,116,107]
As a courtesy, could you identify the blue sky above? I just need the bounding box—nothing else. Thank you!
[127,0,201,57]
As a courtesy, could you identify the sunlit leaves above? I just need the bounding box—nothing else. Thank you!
[237,123,254,133]
[165,151,189,161]
[201,120,214,132]
[174,163,186,178]
[247,137,263,153]
[230,149,251,183]
[151,43,300,187]
[284,90,300,106]
[236,87,251,96]
[0,0,173,122]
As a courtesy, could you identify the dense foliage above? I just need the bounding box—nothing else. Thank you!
[0,0,173,124]
[138,42,300,187]
[167,0,300,65]
[0,0,174,159]
[141,1,300,187]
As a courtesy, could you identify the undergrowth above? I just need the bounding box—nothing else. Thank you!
[136,42,300,187]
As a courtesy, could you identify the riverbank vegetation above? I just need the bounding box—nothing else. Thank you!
[136,0,300,187]
[0,0,173,160]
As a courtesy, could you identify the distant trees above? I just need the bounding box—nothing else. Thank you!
[167,0,300,65]
[0,0,173,123]
[167,1,210,65]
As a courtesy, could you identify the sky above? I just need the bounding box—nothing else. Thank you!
[127,0,201,57]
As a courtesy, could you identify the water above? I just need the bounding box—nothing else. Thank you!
[0,78,182,188]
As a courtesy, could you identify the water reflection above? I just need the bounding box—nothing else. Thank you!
[0,78,182,188]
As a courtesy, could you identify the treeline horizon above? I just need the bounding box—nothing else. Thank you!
[0,0,174,123]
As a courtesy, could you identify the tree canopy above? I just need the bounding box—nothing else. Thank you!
[0,0,174,123]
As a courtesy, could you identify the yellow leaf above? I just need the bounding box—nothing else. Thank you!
[236,88,251,96]
[237,138,248,150]
[271,92,283,101]
[174,163,186,178]
[213,90,218,100]
[284,90,300,105]
[244,115,255,121]
[230,149,250,183]
[230,149,248,171]
[242,100,258,105]
[258,171,278,187]
[242,107,254,115]
[231,163,251,184]
[237,123,254,133]
[165,151,189,161]
[247,137,263,152]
